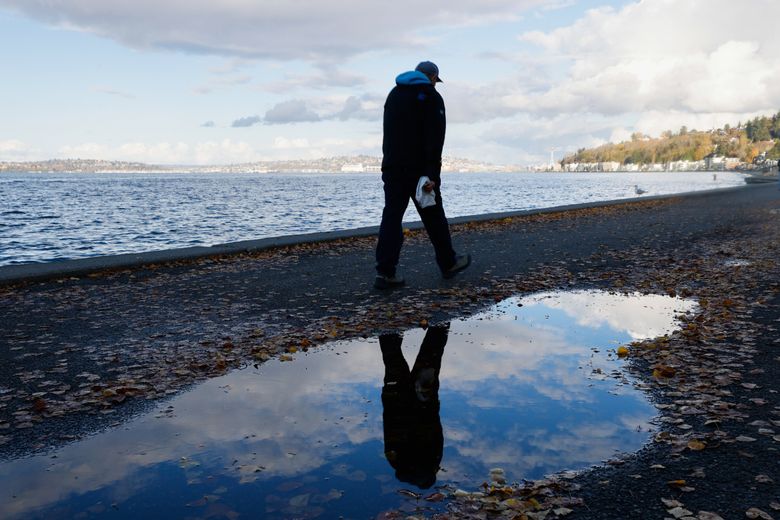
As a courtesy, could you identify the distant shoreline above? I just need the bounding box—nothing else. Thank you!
[0,168,745,175]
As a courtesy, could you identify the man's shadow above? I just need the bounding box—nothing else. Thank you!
[379,323,448,490]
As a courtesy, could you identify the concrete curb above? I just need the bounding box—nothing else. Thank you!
[0,185,753,286]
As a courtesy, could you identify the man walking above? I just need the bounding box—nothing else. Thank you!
[374,61,470,290]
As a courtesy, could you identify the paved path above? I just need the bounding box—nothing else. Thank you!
[1,184,779,518]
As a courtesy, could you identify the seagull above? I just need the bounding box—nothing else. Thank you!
[634,184,647,195]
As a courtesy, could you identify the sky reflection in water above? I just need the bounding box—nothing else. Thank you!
[0,291,697,519]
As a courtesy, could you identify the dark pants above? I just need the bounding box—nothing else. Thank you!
[379,324,448,489]
[375,172,456,277]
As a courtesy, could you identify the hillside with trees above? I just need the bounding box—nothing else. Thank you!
[562,112,780,166]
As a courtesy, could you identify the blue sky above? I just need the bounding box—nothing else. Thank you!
[1,0,779,166]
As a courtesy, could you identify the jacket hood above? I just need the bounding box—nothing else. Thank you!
[395,70,431,86]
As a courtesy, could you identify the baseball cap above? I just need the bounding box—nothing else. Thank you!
[415,61,443,82]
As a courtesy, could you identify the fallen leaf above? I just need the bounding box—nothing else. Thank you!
[697,512,725,520]
[653,365,677,378]
[687,440,706,451]
[668,506,694,518]
[745,508,773,520]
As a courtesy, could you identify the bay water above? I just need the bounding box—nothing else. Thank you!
[0,170,743,266]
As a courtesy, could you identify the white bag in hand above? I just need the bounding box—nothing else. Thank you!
[415,176,436,208]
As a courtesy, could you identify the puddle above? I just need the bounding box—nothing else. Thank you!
[0,290,697,519]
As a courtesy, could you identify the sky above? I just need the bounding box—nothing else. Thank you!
[1,0,779,166]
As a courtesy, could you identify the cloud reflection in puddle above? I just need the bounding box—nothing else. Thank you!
[0,290,697,518]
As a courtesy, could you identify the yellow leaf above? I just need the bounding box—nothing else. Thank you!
[687,440,706,451]
[616,346,629,358]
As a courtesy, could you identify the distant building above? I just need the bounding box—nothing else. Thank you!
[704,154,725,171]
[599,161,620,172]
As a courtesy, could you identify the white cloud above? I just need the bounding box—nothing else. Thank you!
[193,140,259,164]
[518,0,780,119]
[441,0,780,163]
[272,137,310,150]
[1,0,549,61]
[52,136,381,164]
[0,139,36,159]
[57,139,266,165]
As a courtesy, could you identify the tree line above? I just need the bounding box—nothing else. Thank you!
[563,111,780,166]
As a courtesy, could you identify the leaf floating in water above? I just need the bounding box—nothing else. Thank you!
[397,489,420,500]
[616,346,629,357]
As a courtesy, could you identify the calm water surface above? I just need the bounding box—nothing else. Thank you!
[0,170,743,266]
[0,290,697,519]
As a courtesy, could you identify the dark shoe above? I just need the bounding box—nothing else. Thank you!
[374,273,405,289]
[442,254,471,279]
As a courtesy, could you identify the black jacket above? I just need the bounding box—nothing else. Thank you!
[381,71,446,181]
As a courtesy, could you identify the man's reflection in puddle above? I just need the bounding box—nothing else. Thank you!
[379,323,448,489]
